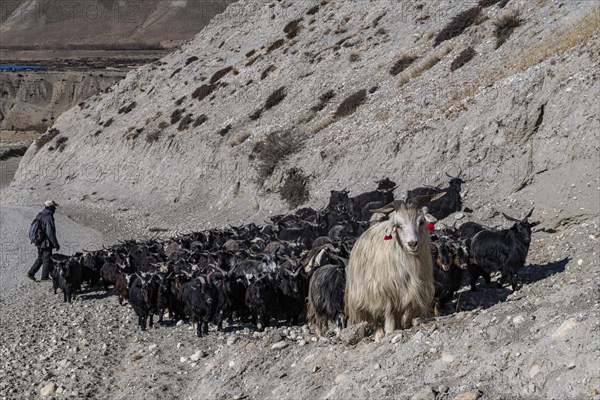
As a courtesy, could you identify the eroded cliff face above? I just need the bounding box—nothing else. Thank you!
[0,71,123,131]
[7,0,599,235]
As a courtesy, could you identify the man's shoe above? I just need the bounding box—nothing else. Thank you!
[26,273,36,282]
[39,277,51,281]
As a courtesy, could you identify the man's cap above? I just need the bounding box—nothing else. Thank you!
[44,200,59,208]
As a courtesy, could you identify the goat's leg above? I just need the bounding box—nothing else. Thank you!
[384,309,396,337]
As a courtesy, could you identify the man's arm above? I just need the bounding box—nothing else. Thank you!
[43,216,59,249]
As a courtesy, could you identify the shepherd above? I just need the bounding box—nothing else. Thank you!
[27,200,60,282]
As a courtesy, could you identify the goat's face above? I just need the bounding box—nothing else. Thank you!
[389,205,428,255]
[431,241,451,271]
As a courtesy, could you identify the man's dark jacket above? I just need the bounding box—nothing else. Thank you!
[37,208,59,249]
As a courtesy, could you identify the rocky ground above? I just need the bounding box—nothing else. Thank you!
[0,195,598,400]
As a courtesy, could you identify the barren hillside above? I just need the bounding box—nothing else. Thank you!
[1,0,599,399]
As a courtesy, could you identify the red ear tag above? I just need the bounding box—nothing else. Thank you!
[427,222,435,231]
[384,234,393,241]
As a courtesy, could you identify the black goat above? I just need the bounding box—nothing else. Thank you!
[275,268,307,325]
[457,221,492,239]
[180,276,215,337]
[51,258,83,303]
[129,274,160,331]
[307,264,346,336]
[407,172,465,220]
[470,209,537,290]
[100,262,121,290]
[245,274,276,331]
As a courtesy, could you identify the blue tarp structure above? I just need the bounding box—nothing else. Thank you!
[0,65,42,71]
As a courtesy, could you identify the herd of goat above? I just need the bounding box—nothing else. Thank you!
[48,174,538,340]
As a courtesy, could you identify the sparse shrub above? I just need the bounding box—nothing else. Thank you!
[185,56,199,66]
[170,68,182,78]
[334,89,367,118]
[193,114,208,127]
[175,96,186,106]
[284,18,303,39]
[267,38,285,53]
[218,124,232,136]
[246,55,260,66]
[280,168,309,208]
[246,49,256,57]
[306,5,319,15]
[261,64,277,80]
[78,101,86,109]
[118,101,137,114]
[93,130,102,137]
[56,136,68,152]
[433,6,481,47]
[250,129,305,180]
[372,13,386,27]
[450,46,476,71]
[369,86,379,93]
[171,109,184,124]
[210,66,233,84]
[192,84,216,101]
[178,114,194,131]
[494,11,522,48]
[265,86,287,110]
[246,79,254,86]
[37,128,60,149]
[146,130,160,143]
[349,53,360,62]
[249,108,264,120]
[230,131,251,147]
[103,118,114,128]
[158,121,169,129]
[390,56,417,75]
[310,89,335,112]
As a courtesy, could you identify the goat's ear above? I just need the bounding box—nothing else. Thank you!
[429,192,446,202]
[502,212,520,222]
[430,243,438,253]
[370,202,395,214]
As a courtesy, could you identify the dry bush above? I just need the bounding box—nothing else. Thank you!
[267,38,285,53]
[55,136,68,152]
[170,68,182,78]
[218,124,232,136]
[310,89,335,112]
[36,128,60,149]
[146,130,161,143]
[280,168,310,208]
[372,13,386,27]
[450,46,477,71]
[306,5,319,15]
[261,64,277,80]
[192,84,217,101]
[398,45,452,86]
[170,109,184,125]
[93,130,102,137]
[210,66,233,84]
[349,53,360,62]
[433,6,482,47]
[334,89,367,118]
[246,49,256,57]
[250,129,305,180]
[265,86,287,109]
[246,55,260,66]
[119,101,137,114]
[284,18,303,39]
[249,108,264,120]
[230,131,251,147]
[177,114,194,131]
[175,96,186,106]
[103,118,114,128]
[158,121,169,129]
[185,56,199,66]
[193,114,208,127]
[390,55,418,76]
[494,11,522,48]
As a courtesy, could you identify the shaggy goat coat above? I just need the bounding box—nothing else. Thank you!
[345,207,435,334]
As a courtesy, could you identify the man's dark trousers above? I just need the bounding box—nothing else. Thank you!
[28,247,52,279]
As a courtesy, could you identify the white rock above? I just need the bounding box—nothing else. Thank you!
[551,318,577,340]
[529,364,541,378]
[441,353,454,363]
[176,320,185,327]
[227,336,240,346]
[335,373,349,384]
[180,357,187,363]
[512,315,525,325]
[148,344,158,351]
[190,350,205,362]
[40,383,57,397]
[454,212,465,220]
[577,259,583,265]
[391,334,403,344]
[298,340,306,346]
[228,360,236,368]
[271,340,289,350]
